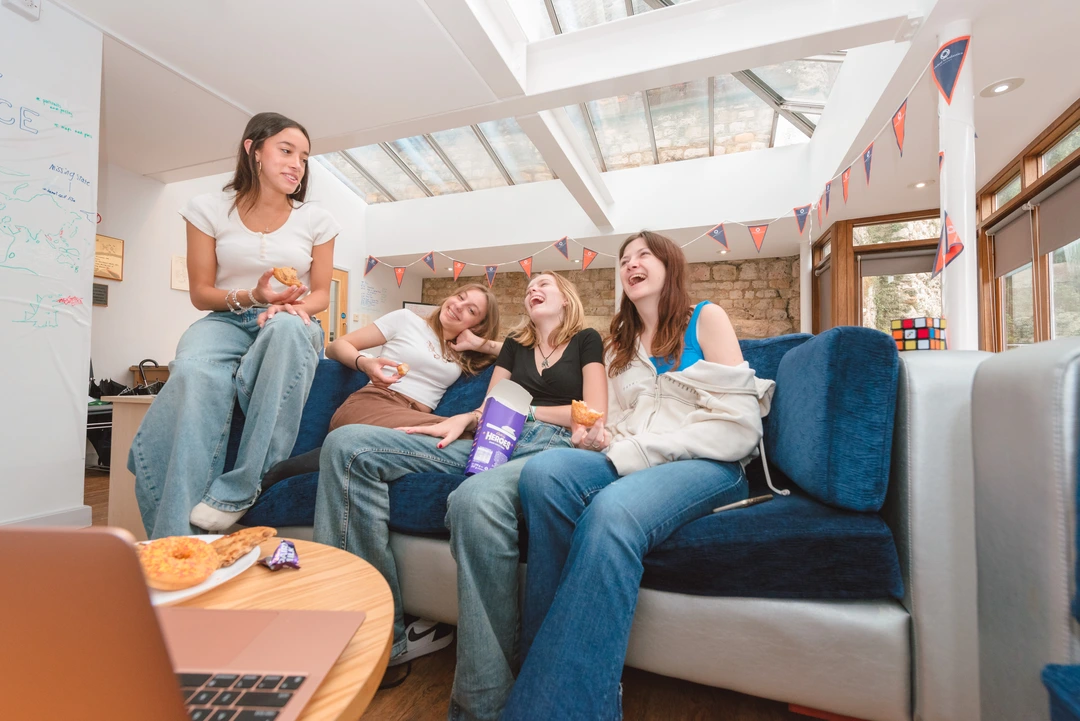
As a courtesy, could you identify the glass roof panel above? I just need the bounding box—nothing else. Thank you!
[713,74,773,155]
[773,115,811,147]
[751,60,841,105]
[344,145,427,201]
[647,80,710,163]
[476,118,554,184]
[552,0,628,33]
[563,104,604,172]
[319,153,390,204]
[586,91,656,171]
[429,126,509,191]
[506,0,556,40]
[388,136,466,196]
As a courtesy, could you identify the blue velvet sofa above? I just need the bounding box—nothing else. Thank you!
[228,327,986,721]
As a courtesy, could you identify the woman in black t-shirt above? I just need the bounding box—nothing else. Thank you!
[398,271,606,720]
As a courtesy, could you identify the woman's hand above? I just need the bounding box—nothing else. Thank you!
[572,419,610,452]
[450,328,487,353]
[356,356,404,388]
[253,269,308,307]
[397,413,473,449]
[258,304,311,328]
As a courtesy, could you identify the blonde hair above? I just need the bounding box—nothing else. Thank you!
[509,272,586,348]
[426,284,501,376]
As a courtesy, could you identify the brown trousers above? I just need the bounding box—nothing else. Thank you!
[329,385,451,432]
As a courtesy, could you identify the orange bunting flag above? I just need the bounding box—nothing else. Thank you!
[582,248,599,270]
[749,225,768,252]
[892,99,907,156]
[519,257,533,278]
[422,251,436,273]
[453,261,467,281]
[485,265,498,287]
[394,267,406,287]
[842,167,851,203]
[816,196,823,227]
[931,211,965,278]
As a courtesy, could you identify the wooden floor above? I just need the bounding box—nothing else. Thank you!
[85,471,805,721]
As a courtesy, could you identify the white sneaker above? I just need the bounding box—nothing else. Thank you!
[389,615,455,666]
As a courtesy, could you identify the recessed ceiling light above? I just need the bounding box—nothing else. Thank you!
[980,77,1024,98]
[574,259,580,263]
[446,267,453,271]
[909,179,935,190]
[718,249,729,254]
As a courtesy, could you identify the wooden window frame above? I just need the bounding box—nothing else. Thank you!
[811,228,833,334]
[851,210,941,327]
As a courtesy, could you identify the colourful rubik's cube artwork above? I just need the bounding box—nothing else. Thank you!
[891,317,947,351]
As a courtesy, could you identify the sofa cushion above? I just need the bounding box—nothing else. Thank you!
[242,471,319,527]
[433,366,494,417]
[739,334,813,382]
[764,326,899,512]
[1044,665,1080,721]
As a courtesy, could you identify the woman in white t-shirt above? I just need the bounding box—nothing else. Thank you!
[129,112,340,539]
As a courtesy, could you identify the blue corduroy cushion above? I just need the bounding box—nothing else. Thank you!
[242,471,320,527]
[739,334,812,382]
[764,326,899,512]
[1044,665,1080,721]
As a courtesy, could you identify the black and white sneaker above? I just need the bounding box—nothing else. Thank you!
[389,615,455,666]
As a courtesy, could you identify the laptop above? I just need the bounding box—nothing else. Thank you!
[1,526,366,721]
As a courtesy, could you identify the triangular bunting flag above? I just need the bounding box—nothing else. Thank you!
[706,224,728,249]
[553,236,569,259]
[582,248,598,270]
[485,265,498,287]
[842,167,851,203]
[817,196,823,227]
[939,151,945,173]
[422,251,436,273]
[394,267,406,287]
[892,99,907,156]
[825,182,832,217]
[794,205,811,235]
[453,261,467,281]
[932,36,971,105]
[932,211,965,278]
[748,225,768,252]
[365,256,379,277]
[519,257,533,278]
[863,142,874,184]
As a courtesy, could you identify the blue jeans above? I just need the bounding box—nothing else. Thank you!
[503,449,748,721]
[130,310,322,538]
[312,420,571,708]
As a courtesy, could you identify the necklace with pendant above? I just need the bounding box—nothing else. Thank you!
[539,343,559,369]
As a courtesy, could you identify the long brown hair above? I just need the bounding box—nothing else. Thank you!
[225,112,311,213]
[427,284,501,376]
[509,272,585,349]
[605,231,692,377]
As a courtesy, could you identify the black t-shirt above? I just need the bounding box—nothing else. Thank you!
[494,328,604,406]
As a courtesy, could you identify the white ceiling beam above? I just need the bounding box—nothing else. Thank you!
[420,0,527,99]
[517,109,614,231]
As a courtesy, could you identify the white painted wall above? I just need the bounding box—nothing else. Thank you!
[90,160,380,382]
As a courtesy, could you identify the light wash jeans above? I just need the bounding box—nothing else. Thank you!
[502,448,748,721]
[311,421,571,721]
[130,310,322,538]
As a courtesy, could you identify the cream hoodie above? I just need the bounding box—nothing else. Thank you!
[603,343,777,480]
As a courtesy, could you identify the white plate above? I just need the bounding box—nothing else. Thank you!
[142,535,262,607]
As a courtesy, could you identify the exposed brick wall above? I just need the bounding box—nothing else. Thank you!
[420,256,800,340]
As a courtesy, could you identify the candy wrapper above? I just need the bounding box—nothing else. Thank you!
[259,539,300,571]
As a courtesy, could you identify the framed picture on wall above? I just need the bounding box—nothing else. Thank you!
[403,301,438,318]
[94,234,124,281]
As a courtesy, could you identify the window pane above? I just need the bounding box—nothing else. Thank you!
[429,127,509,191]
[344,145,427,201]
[318,154,390,204]
[476,118,554,184]
[822,241,831,258]
[388,136,466,196]
[853,218,942,246]
[1042,122,1080,173]
[713,75,773,155]
[861,272,942,335]
[648,80,710,163]
[1003,263,1035,349]
[506,0,555,40]
[586,92,656,171]
[773,115,809,147]
[994,175,1022,209]
[562,104,603,172]
[552,0,627,33]
[1052,238,1080,338]
[751,60,842,104]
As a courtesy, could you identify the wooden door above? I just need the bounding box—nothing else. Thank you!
[314,268,350,349]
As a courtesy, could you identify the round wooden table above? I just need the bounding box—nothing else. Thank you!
[177,538,393,720]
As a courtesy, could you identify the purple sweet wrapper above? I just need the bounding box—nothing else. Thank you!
[259,539,300,571]
[465,396,527,475]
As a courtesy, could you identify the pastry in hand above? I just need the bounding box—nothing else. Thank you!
[210,526,278,568]
[396,363,410,377]
[571,400,604,428]
[272,267,302,287]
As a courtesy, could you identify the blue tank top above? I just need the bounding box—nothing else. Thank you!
[650,301,710,374]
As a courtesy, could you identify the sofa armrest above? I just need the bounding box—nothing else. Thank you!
[882,350,989,721]
[973,339,1080,721]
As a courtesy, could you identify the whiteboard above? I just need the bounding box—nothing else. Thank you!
[0,4,102,523]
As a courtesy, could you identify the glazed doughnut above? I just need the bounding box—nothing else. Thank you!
[571,400,604,428]
[272,266,302,287]
[137,536,219,591]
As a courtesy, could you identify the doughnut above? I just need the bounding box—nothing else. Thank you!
[571,400,604,428]
[137,536,219,591]
[272,266,302,287]
[210,526,277,568]
[396,363,410,377]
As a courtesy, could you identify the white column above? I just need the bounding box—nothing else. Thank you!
[613,264,623,313]
[800,241,813,333]
[938,19,979,350]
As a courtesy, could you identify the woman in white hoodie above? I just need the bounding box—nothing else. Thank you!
[502,231,775,721]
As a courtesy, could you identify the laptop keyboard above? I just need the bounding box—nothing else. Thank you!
[179,673,307,721]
